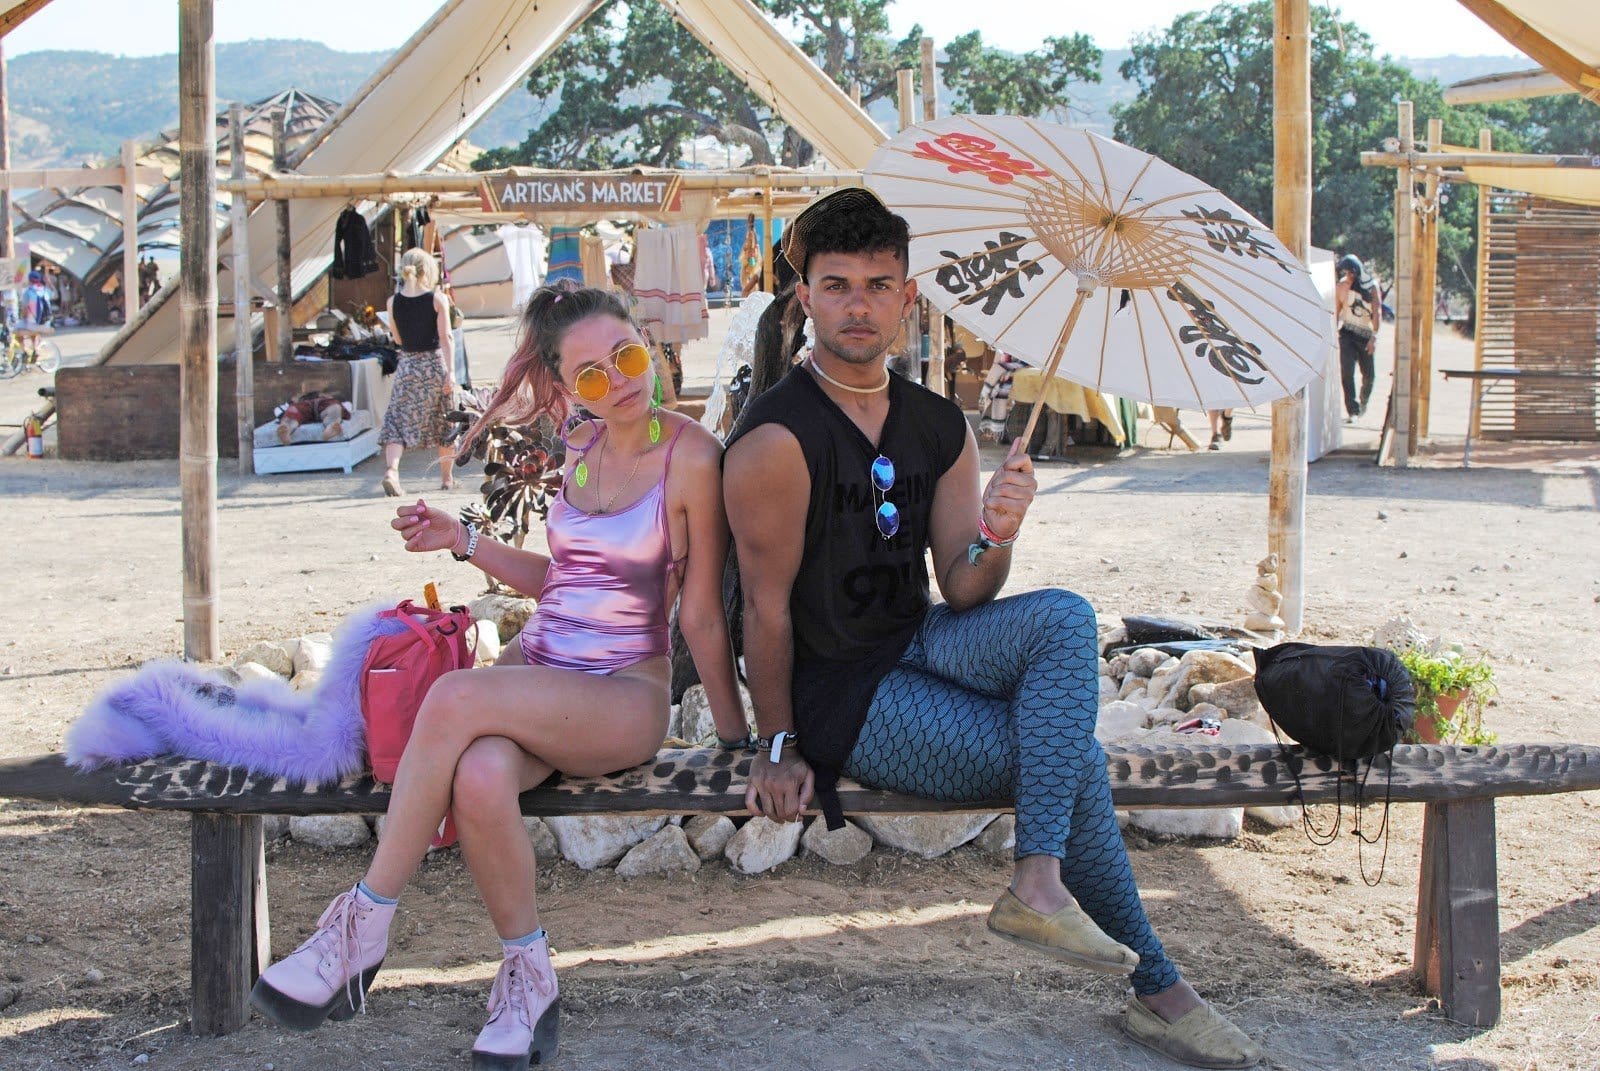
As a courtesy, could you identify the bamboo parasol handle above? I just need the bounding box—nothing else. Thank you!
[1014,281,1098,453]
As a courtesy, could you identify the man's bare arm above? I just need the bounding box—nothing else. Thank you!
[928,430,1036,612]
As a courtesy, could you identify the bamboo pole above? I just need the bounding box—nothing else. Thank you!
[0,40,11,262]
[920,37,947,399]
[122,140,141,320]
[178,0,219,666]
[1016,282,1097,450]
[896,69,923,384]
[1360,149,1600,169]
[271,113,292,364]
[231,104,253,476]
[1391,102,1416,466]
[760,177,774,293]
[1269,0,1311,635]
[1414,117,1443,440]
[1471,129,1492,439]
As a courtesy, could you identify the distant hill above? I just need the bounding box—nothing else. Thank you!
[4,39,1532,168]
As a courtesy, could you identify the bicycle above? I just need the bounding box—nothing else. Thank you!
[0,324,61,380]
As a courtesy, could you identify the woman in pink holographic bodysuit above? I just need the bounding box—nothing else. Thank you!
[253,284,746,1070]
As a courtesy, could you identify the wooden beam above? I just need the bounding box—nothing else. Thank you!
[178,0,219,661]
[1414,798,1501,1026]
[1414,118,1443,440]
[760,178,774,293]
[0,165,165,187]
[122,141,140,320]
[1270,0,1310,633]
[230,104,253,475]
[220,167,864,201]
[1453,0,1600,102]
[1471,129,1493,440]
[271,113,292,364]
[1390,102,1416,467]
[5,743,1599,816]
[190,814,266,1036]
[920,37,947,399]
[0,38,10,259]
[0,0,56,37]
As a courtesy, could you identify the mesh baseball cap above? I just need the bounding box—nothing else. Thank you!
[780,186,895,277]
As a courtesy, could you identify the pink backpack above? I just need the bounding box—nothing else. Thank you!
[360,599,476,784]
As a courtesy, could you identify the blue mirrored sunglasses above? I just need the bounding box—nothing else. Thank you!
[871,455,899,539]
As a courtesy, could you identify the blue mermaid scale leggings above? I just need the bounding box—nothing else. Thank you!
[844,588,1181,995]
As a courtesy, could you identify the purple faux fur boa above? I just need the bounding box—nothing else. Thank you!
[65,605,409,784]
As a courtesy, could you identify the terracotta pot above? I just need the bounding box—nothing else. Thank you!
[1412,689,1466,744]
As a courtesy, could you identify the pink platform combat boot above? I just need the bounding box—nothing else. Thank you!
[250,884,395,1031]
[472,937,561,1070]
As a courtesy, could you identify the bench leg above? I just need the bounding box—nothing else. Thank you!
[190,814,269,1036]
[1413,799,1500,1027]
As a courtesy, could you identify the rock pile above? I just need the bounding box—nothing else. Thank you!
[237,604,1287,868]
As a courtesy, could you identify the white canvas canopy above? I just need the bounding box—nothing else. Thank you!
[68,0,884,365]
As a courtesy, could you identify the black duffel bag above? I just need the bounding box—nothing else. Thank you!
[1254,643,1415,761]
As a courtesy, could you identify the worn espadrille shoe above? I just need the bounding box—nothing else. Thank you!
[986,889,1140,974]
[1122,994,1261,1069]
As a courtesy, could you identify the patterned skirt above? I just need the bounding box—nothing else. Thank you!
[378,349,452,449]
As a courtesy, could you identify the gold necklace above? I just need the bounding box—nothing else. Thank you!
[596,434,648,513]
[809,355,889,395]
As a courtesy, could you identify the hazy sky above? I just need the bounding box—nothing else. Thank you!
[6,0,1520,60]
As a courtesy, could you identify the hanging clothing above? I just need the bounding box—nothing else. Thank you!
[330,208,379,280]
[497,223,547,311]
[580,234,609,290]
[545,225,584,285]
[633,224,709,345]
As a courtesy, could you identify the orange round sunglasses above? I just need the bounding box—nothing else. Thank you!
[573,342,652,402]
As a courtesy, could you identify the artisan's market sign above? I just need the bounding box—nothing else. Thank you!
[482,174,684,215]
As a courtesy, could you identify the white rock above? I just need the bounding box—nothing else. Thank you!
[1099,676,1120,701]
[469,594,539,643]
[1373,616,1429,653]
[292,633,334,677]
[1145,658,1184,707]
[545,815,667,870]
[1215,718,1275,747]
[468,620,502,665]
[234,661,283,686]
[291,670,322,694]
[290,815,371,849]
[1245,584,1283,616]
[1186,702,1225,722]
[1118,674,1149,700]
[616,825,702,877]
[261,815,291,841]
[1167,650,1255,710]
[1128,648,1169,678]
[1096,700,1150,743]
[1246,805,1300,828]
[724,817,802,874]
[1244,611,1285,632]
[1107,654,1131,680]
[801,818,873,865]
[974,814,1016,854]
[1145,706,1187,728]
[1122,684,1149,706]
[684,815,737,859]
[1100,626,1127,648]
[1188,678,1263,723]
[1125,807,1243,839]
[677,683,754,745]
[855,814,994,858]
[1096,658,1111,678]
[524,817,558,860]
[233,640,294,678]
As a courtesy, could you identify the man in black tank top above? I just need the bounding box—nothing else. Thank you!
[723,190,1260,1069]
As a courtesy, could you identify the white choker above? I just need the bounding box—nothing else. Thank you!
[808,356,889,395]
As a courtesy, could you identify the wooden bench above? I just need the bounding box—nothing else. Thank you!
[3,741,1598,1037]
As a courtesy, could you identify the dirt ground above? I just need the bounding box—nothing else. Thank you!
[1,322,1597,1070]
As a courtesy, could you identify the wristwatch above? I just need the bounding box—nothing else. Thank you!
[754,731,799,764]
[451,522,480,562]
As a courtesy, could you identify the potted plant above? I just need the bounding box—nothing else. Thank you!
[1398,646,1497,746]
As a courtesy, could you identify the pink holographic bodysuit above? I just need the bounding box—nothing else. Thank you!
[518,423,687,673]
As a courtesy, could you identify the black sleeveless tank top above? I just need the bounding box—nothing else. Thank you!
[391,290,441,353]
[728,362,967,825]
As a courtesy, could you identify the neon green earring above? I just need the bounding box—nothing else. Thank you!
[649,375,663,445]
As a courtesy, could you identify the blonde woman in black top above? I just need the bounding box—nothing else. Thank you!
[379,248,457,495]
